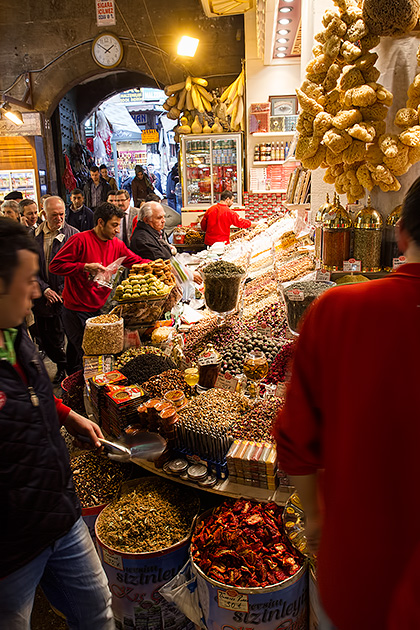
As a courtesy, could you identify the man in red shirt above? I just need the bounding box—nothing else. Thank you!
[50,202,150,373]
[200,190,254,246]
[273,177,420,630]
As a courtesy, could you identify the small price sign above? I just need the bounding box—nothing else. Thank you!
[315,269,331,282]
[217,589,249,612]
[393,256,407,270]
[141,129,159,144]
[343,258,362,272]
[286,289,304,301]
[275,382,287,398]
[215,372,239,392]
[256,323,273,337]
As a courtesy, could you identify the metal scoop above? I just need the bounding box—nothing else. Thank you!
[78,432,167,463]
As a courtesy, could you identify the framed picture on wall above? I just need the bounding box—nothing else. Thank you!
[269,95,298,117]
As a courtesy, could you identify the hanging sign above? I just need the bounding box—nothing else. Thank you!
[141,129,159,144]
[96,0,116,26]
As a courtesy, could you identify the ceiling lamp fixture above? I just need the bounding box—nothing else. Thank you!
[283,0,294,3]
[279,6,293,12]
[277,37,289,43]
[278,28,290,34]
[0,102,24,126]
[277,46,287,51]
[276,53,286,57]
[278,18,291,24]
[177,35,199,57]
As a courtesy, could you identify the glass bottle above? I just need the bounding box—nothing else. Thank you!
[197,343,222,392]
[322,194,352,270]
[382,204,402,271]
[315,193,333,263]
[353,197,384,272]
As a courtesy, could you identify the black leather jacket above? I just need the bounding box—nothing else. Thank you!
[0,326,80,577]
[130,222,172,261]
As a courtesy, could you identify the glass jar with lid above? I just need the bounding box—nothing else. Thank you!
[322,195,352,270]
[197,343,222,392]
[382,204,402,271]
[353,197,384,272]
[314,193,333,263]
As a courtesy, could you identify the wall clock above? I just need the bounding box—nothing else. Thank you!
[92,33,123,69]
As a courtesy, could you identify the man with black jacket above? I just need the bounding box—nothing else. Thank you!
[0,218,114,629]
[66,188,94,232]
[130,201,175,260]
[82,165,111,210]
[33,196,78,384]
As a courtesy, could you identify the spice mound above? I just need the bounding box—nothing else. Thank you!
[282,280,333,332]
[70,451,130,508]
[119,353,176,385]
[202,260,246,314]
[230,398,283,443]
[96,478,199,553]
[191,499,303,588]
[115,345,165,369]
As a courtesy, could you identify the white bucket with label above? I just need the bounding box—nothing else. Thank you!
[82,503,107,546]
[96,528,196,630]
[309,563,319,630]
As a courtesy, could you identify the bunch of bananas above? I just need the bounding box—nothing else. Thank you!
[220,68,245,131]
[163,76,214,120]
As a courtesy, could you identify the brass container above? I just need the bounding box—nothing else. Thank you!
[314,193,333,262]
[382,204,402,271]
[322,196,352,270]
[353,197,384,272]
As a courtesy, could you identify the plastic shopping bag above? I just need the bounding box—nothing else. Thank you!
[95,256,126,288]
[159,561,207,629]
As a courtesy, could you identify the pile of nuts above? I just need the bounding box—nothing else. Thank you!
[82,314,124,356]
[230,399,283,443]
[115,346,165,369]
[144,369,187,398]
[70,451,130,508]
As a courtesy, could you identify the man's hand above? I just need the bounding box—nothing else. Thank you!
[63,410,104,449]
[170,245,177,255]
[44,288,63,304]
[193,271,202,284]
[83,262,106,275]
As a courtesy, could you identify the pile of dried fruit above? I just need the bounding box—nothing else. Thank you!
[191,499,303,587]
[230,398,283,443]
[96,478,198,553]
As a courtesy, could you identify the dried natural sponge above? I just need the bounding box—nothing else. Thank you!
[375,85,393,107]
[342,140,367,163]
[360,103,388,120]
[384,149,410,176]
[341,41,363,62]
[341,6,363,24]
[301,79,325,103]
[323,64,341,91]
[332,108,363,130]
[296,88,324,115]
[357,164,374,191]
[399,125,420,146]
[394,108,419,128]
[296,111,315,136]
[313,112,333,136]
[326,147,345,165]
[306,55,334,76]
[302,145,327,170]
[362,0,420,37]
[378,134,402,158]
[325,15,347,38]
[359,34,381,53]
[347,122,376,142]
[324,35,342,59]
[354,52,378,71]
[346,84,377,107]
[346,18,369,42]
[340,66,365,91]
[408,145,420,163]
[361,66,381,83]
[366,142,385,165]
[295,135,321,160]
[322,9,340,27]
[323,127,352,153]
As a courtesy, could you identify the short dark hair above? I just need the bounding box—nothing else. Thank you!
[4,191,23,201]
[93,202,124,226]
[0,218,39,289]
[18,199,37,211]
[116,189,130,199]
[99,164,107,170]
[70,188,83,197]
[90,165,99,173]
[145,193,160,202]
[107,190,117,200]
[401,177,420,246]
[221,190,234,201]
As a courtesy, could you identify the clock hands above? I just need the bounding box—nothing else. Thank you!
[105,44,115,53]
[97,43,108,52]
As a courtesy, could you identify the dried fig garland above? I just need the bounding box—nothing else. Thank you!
[296,0,420,202]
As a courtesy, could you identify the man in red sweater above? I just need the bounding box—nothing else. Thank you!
[50,202,150,373]
[200,190,254,246]
[273,177,420,630]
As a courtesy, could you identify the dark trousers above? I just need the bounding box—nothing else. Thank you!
[34,314,66,368]
[62,307,101,374]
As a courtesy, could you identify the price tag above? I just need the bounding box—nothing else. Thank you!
[217,589,249,612]
[343,258,362,272]
[315,269,331,282]
[215,372,239,392]
[286,289,304,301]
[393,255,407,270]
[164,343,173,357]
[275,382,287,397]
[315,258,321,270]
[256,324,273,337]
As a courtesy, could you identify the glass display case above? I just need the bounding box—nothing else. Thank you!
[180,133,242,208]
[0,169,38,204]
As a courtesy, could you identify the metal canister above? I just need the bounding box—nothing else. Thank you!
[382,204,402,271]
[353,197,384,272]
[322,195,352,270]
[314,193,333,263]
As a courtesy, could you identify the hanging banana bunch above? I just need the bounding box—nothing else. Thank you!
[163,76,214,120]
[220,68,245,131]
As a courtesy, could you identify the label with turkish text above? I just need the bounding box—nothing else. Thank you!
[343,259,361,272]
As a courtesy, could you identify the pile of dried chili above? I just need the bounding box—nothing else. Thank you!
[191,499,303,588]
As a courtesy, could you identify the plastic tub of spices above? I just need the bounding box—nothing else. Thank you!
[164,389,185,408]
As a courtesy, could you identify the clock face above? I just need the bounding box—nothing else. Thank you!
[92,34,123,68]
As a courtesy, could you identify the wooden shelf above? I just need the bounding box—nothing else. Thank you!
[251,131,295,138]
[252,160,288,166]
[249,189,287,194]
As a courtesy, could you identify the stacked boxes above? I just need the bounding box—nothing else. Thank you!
[226,440,278,489]
[102,385,146,437]
[244,192,286,221]
[88,370,127,422]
